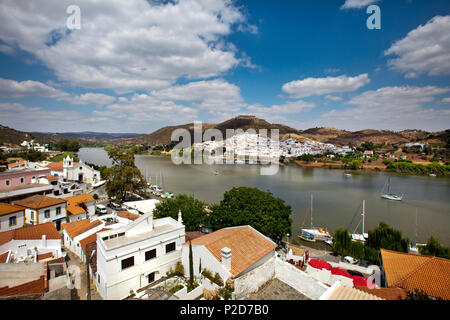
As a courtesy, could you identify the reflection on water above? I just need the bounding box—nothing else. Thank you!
[78,148,450,246]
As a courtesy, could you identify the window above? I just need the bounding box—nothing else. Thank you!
[5,180,10,186]
[44,210,50,218]
[147,272,155,284]
[56,207,61,215]
[121,256,134,270]
[165,242,176,254]
[9,216,17,226]
[20,177,24,183]
[97,274,100,284]
[145,249,156,261]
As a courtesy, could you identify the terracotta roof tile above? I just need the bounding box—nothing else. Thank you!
[66,194,95,216]
[0,222,60,246]
[327,283,383,300]
[46,161,79,172]
[79,228,109,255]
[185,231,206,242]
[62,219,103,239]
[0,275,45,296]
[43,176,59,181]
[189,226,277,278]
[0,251,9,263]
[381,248,450,300]
[0,202,24,217]
[355,286,408,300]
[116,211,140,221]
[14,195,67,210]
[37,252,54,261]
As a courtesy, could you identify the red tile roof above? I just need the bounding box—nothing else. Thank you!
[0,202,24,217]
[0,275,46,296]
[37,252,54,261]
[189,226,277,278]
[0,251,9,263]
[62,219,103,239]
[0,222,60,246]
[14,194,67,210]
[46,161,79,172]
[381,248,450,300]
[79,228,109,256]
[116,211,140,221]
[66,194,95,216]
[355,286,408,300]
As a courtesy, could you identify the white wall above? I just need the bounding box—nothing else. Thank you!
[181,245,231,283]
[96,223,185,300]
[67,212,87,223]
[234,257,276,300]
[22,204,67,226]
[0,238,62,259]
[0,211,25,231]
[63,223,105,258]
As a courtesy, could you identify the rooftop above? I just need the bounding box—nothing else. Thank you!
[324,282,383,300]
[79,228,110,255]
[0,202,24,217]
[14,194,67,210]
[116,211,140,221]
[355,286,408,300]
[46,161,79,172]
[189,225,277,278]
[0,222,60,246]
[66,193,95,216]
[381,248,450,300]
[122,199,160,214]
[62,219,103,239]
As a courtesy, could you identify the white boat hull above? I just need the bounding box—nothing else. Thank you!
[381,194,402,201]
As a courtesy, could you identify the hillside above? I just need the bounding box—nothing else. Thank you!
[118,116,448,147]
[120,115,301,146]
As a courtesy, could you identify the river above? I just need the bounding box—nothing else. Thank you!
[78,147,450,246]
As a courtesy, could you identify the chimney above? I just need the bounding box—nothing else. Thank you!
[221,247,231,271]
[177,210,183,226]
[41,235,47,248]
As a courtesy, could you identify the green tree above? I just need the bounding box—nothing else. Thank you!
[210,187,292,242]
[419,236,450,259]
[56,138,81,152]
[366,222,409,253]
[104,148,147,201]
[189,240,194,288]
[332,228,351,257]
[153,194,207,231]
[296,154,315,162]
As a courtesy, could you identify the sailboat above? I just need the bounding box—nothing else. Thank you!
[299,194,332,242]
[381,176,403,201]
[409,208,420,254]
[350,200,368,243]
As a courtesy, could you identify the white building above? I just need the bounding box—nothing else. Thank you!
[0,203,25,232]
[62,219,105,258]
[95,210,185,300]
[0,222,63,262]
[122,199,160,215]
[66,193,96,222]
[182,225,277,283]
[46,156,101,184]
[14,195,68,231]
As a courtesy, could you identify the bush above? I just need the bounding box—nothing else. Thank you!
[213,272,224,287]
[167,262,185,277]
[169,284,184,294]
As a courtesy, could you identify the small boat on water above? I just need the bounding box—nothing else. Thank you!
[380,176,403,201]
[300,194,332,242]
[429,172,436,177]
[348,200,368,243]
[299,231,316,242]
[343,172,352,177]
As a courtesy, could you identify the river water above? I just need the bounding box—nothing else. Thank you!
[78,147,450,246]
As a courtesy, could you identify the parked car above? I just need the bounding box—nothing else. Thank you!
[96,204,107,215]
[108,202,121,211]
[344,256,359,264]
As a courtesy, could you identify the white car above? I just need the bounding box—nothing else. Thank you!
[96,204,107,215]
[344,256,359,264]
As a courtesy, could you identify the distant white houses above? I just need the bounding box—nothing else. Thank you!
[95,210,185,300]
[182,225,277,284]
[362,150,373,158]
[20,140,49,152]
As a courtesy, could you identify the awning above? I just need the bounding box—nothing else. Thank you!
[308,259,332,270]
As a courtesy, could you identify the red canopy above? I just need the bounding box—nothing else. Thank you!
[352,275,374,287]
[331,267,351,277]
[308,259,332,270]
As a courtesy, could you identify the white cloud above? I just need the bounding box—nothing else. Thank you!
[0,78,116,105]
[341,0,380,9]
[441,97,450,104]
[0,0,253,93]
[385,16,450,77]
[319,86,450,131]
[282,74,370,98]
[0,78,68,99]
[248,100,315,115]
[325,95,343,102]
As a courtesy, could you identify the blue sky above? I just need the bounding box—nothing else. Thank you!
[0,0,449,133]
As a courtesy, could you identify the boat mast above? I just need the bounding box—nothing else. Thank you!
[387,176,391,194]
[310,194,313,228]
[362,200,365,235]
